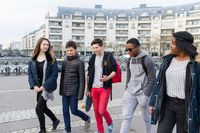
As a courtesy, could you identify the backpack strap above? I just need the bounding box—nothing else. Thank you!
[141,56,148,75]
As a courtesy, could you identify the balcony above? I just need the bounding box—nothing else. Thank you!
[72,23,85,29]
[186,23,200,28]
[94,23,107,29]
[138,24,151,30]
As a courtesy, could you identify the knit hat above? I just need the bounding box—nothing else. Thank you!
[173,31,194,43]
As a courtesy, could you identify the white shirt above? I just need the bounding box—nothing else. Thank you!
[92,55,103,88]
[166,57,189,99]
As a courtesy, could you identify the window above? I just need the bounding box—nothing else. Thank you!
[116,24,128,28]
[72,29,84,34]
[118,12,126,17]
[88,23,92,28]
[96,12,104,17]
[50,28,62,33]
[49,35,62,40]
[74,11,82,16]
[141,12,149,17]
[166,10,173,14]
[193,4,200,10]
[87,16,92,20]
[65,15,70,19]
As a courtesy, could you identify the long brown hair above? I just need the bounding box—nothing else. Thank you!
[32,37,55,64]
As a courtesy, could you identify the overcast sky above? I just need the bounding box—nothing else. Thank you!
[0,0,199,48]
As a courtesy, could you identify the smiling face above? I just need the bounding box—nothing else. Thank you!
[40,40,50,53]
[125,43,139,57]
[92,43,104,56]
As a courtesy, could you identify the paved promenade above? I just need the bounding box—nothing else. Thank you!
[0,72,175,133]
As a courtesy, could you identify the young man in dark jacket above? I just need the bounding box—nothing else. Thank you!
[59,41,90,133]
[86,38,117,133]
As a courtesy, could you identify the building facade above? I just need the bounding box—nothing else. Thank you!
[0,44,2,56]
[24,3,200,57]
[10,41,23,51]
[22,24,45,56]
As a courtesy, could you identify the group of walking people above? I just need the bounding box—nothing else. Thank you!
[28,31,200,133]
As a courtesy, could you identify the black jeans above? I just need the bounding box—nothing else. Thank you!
[157,96,187,133]
[36,92,57,130]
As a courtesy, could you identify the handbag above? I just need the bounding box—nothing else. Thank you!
[85,96,92,112]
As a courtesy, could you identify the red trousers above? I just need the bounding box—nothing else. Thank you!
[91,87,112,133]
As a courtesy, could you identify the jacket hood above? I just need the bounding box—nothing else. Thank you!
[132,50,148,59]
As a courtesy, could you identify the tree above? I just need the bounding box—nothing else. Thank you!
[150,37,161,56]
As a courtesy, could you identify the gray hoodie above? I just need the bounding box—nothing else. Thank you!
[126,51,156,97]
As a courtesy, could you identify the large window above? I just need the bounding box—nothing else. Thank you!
[116,24,128,28]
[49,35,62,40]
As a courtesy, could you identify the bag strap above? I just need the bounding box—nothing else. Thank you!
[141,56,148,75]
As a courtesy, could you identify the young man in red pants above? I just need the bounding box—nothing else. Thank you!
[86,38,116,133]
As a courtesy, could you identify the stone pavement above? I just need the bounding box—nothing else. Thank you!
[1,97,160,133]
[0,73,176,133]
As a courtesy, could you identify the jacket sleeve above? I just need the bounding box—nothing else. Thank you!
[197,66,200,120]
[143,56,156,97]
[87,56,93,92]
[77,60,85,100]
[43,60,58,92]
[149,81,158,106]
[149,62,164,106]
[59,61,65,95]
[28,61,36,90]
[125,57,131,89]
[109,54,117,73]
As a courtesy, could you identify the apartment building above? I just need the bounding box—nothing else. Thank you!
[23,3,200,57]
[22,24,45,56]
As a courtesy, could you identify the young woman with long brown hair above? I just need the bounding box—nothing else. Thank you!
[28,37,60,133]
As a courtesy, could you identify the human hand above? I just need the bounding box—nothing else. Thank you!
[99,75,109,82]
[39,86,44,92]
[86,91,91,97]
[34,86,40,93]
[149,106,154,114]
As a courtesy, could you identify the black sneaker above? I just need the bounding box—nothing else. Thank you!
[38,129,46,133]
[52,119,60,130]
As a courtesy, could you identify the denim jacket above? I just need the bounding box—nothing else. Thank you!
[28,59,58,92]
[149,54,200,133]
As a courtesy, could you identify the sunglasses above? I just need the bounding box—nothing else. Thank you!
[125,47,137,52]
